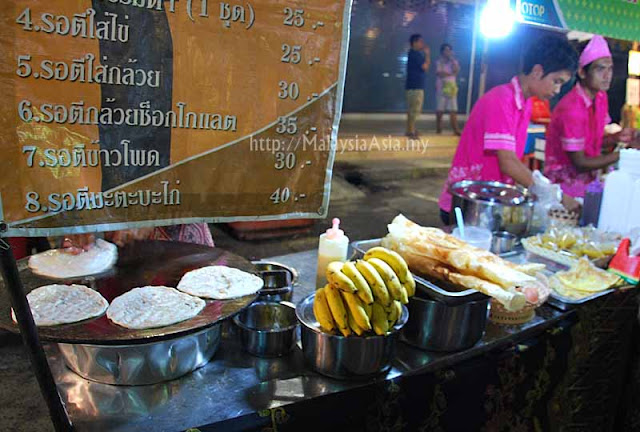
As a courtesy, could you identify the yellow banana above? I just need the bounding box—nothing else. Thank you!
[324,283,348,331]
[342,261,374,305]
[371,302,389,336]
[363,302,373,319]
[367,257,404,303]
[387,300,403,326]
[355,260,391,306]
[326,262,357,294]
[399,285,409,305]
[313,287,336,332]
[341,291,372,331]
[346,306,364,336]
[385,300,402,325]
[364,247,412,284]
[339,326,352,337]
[394,301,403,324]
[402,273,416,297]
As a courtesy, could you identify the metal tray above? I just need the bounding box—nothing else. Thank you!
[352,239,620,311]
[350,238,487,305]
[0,241,257,344]
[507,250,618,311]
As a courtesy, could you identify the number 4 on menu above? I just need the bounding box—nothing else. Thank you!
[16,8,33,31]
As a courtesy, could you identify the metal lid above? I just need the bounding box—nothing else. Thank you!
[449,181,533,206]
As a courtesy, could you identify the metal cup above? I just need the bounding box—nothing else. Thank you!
[233,301,298,358]
[252,261,298,302]
[491,231,518,255]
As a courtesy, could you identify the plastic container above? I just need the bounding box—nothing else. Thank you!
[452,226,492,250]
[599,149,640,234]
[316,218,349,288]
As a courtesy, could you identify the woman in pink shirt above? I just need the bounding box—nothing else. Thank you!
[439,36,580,223]
[545,36,639,198]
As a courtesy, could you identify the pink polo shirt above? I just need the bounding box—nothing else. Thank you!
[544,83,611,198]
[439,77,533,212]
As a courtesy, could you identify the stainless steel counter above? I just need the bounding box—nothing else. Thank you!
[49,249,569,432]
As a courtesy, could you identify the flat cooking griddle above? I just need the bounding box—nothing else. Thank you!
[0,241,258,345]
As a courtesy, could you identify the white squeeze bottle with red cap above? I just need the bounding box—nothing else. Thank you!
[316,218,349,288]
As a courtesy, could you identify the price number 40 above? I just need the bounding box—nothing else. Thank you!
[270,187,291,204]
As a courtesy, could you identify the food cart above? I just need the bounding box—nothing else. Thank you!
[1,1,640,431]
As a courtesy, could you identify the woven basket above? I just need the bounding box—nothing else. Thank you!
[548,207,580,227]
[489,280,551,325]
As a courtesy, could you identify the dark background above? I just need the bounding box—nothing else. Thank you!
[341,0,630,122]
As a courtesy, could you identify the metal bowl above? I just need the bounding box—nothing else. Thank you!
[233,301,298,358]
[449,180,535,236]
[252,261,298,302]
[58,324,221,385]
[296,293,408,380]
[401,286,489,352]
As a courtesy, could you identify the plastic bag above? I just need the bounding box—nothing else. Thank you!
[529,170,563,233]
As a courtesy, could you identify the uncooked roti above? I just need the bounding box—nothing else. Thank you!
[28,239,118,279]
[11,284,109,326]
[177,266,264,299]
[107,286,206,329]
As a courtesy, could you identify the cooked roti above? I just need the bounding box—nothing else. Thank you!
[107,286,205,329]
[12,284,108,326]
[28,239,117,279]
[177,266,264,299]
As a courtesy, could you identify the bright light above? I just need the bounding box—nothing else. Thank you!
[480,0,515,39]
[629,51,640,77]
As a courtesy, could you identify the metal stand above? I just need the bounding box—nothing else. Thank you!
[0,238,73,431]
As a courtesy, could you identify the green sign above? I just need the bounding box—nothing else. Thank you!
[515,0,640,41]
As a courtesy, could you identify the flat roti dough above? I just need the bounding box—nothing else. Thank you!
[28,239,118,279]
[107,286,205,329]
[11,284,108,326]
[177,266,264,299]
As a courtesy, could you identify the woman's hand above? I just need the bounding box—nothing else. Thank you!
[561,193,581,213]
[62,234,96,255]
[104,228,155,247]
[614,128,634,144]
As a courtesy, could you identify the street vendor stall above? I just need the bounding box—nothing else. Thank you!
[1,222,637,431]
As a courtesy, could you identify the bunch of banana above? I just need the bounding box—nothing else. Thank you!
[313,247,416,337]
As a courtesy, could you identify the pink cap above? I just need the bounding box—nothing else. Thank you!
[325,218,344,240]
[579,35,611,68]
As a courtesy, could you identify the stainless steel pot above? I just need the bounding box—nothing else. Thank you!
[401,296,488,352]
[449,180,535,236]
[297,293,408,380]
[58,324,221,385]
[233,301,298,358]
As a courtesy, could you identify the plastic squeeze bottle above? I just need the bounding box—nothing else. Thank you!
[316,218,349,288]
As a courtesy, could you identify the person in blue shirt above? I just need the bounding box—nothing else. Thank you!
[406,34,430,139]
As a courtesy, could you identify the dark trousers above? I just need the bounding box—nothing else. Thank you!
[440,209,450,226]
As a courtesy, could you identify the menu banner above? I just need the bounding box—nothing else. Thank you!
[0,0,352,236]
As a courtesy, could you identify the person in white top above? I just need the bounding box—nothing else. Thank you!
[435,43,461,136]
